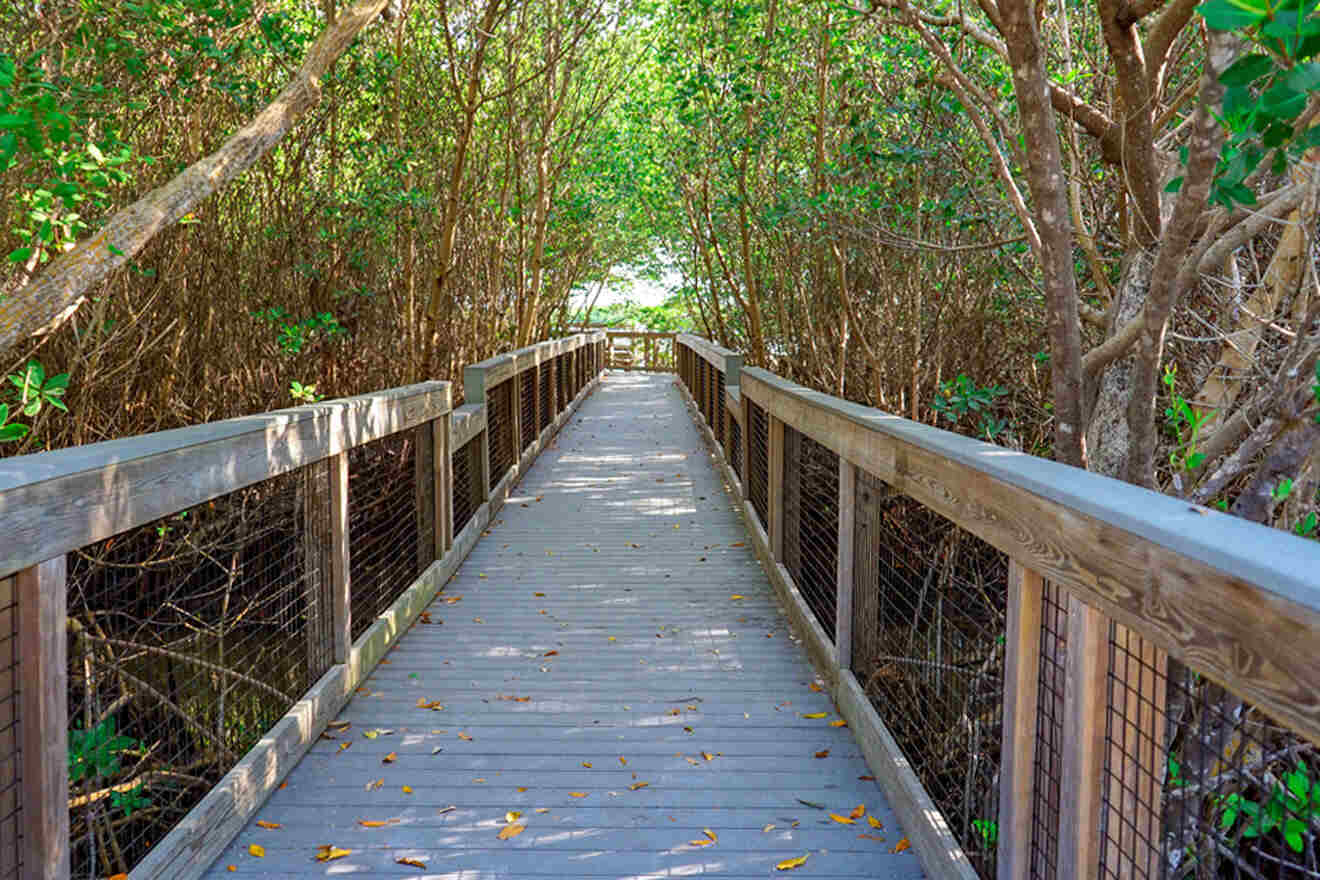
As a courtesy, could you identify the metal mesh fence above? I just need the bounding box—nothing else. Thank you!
[781,426,838,640]
[347,430,425,642]
[1030,580,1068,879]
[557,354,570,414]
[519,369,536,453]
[729,415,743,482]
[538,360,552,433]
[66,465,328,877]
[0,576,18,880]
[747,399,770,531]
[850,468,1008,876]
[715,369,726,449]
[486,379,515,492]
[1097,625,1320,879]
[452,431,482,538]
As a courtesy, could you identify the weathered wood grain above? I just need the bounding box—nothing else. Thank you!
[450,403,486,450]
[1058,596,1108,880]
[997,561,1044,880]
[329,450,351,664]
[836,459,856,672]
[18,557,68,880]
[738,367,1320,746]
[0,381,451,579]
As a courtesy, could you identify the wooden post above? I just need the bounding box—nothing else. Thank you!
[18,556,69,880]
[1104,627,1167,879]
[329,450,351,663]
[740,392,752,498]
[836,459,856,670]
[850,469,888,678]
[0,576,16,880]
[435,413,453,554]
[1058,593,1109,880]
[414,422,436,570]
[510,374,523,460]
[303,458,334,678]
[533,363,543,442]
[997,560,1045,880]
[768,414,785,561]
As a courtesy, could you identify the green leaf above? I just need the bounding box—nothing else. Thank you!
[6,247,31,264]
[1220,53,1274,87]
[107,243,123,256]
[22,398,40,418]
[1164,176,1184,193]
[1197,0,1268,30]
[0,423,28,443]
[1284,817,1306,852]
[86,142,105,163]
[0,54,14,89]
[42,373,68,393]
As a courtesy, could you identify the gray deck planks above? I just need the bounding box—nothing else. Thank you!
[201,371,923,879]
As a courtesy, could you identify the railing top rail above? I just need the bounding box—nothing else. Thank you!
[0,380,451,579]
[464,332,603,400]
[676,333,742,378]
[602,329,676,339]
[737,363,1320,744]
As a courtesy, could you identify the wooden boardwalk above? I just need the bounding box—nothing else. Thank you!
[202,372,923,879]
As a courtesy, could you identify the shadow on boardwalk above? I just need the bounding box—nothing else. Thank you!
[202,372,924,878]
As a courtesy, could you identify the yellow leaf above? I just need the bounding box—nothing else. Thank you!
[684,757,700,765]
[458,733,472,741]
[535,808,550,813]
[109,875,128,880]
[608,636,616,642]
[619,756,627,765]
[830,720,848,728]
[358,819,391,828]
[701,751,714,761]
[396,857,427,868]
[775,854,809,871]
[255,820,281,830]
[868,815,883,829]
[366,777,384,791]
[703,828,717,842]
[383,752,397,763]
[497,822,526,840]
[569,792,588,798]
[628,781,649,790]
[730,594,744,600]
[402,786,413,794]
[688,839,713,847]
[582,762,593,768]
[830,813,856,825]
[247,844,265,858]
[315,845,352,862]
[763,824,775,832]
[506,811,523,823]
[801,712,827,719]
[808,683,823,692]
[516,786,528,792]
[891,837,911,854]
[226,867,236,872]
[850,804,866,819]
[337,742,351,752]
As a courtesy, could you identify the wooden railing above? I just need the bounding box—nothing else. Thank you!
[0,332,605,880]
[601,329,676,371]
[674,335,1320,880]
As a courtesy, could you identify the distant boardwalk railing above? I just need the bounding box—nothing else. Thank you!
[0,332,605,880]
[675,334,1320,880]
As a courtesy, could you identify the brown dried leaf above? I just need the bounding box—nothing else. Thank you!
[891,837,910,853]
[829,813,856,825]
[497,822,526,840]
[396,857,427,868]
[850,804,866,819]
[255,820,281,830]
[813,749,830,759]
[628,781,649,790]
[569,792,588,798]
[382,752,397,763]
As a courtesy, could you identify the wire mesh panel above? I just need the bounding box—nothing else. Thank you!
[781,427,839,640]
[850,467,1008,876]
[538,360,552,432]
[729,415,743,481]
[747,400,770,531]
[66,466,327,878]
[347,430,423,642]
[715,369,726,449]
[557,354,570,414]
[451,431,483,538]
[1030,580,1069,879]
[1097,627,1320,879]
[519,369,536,453]
[0,576,18,880]
[486,379,515,492]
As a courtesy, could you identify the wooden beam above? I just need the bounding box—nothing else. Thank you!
[329,450,351,664]
[18,556,68,880]
[998,561,1045,880]
[1058,594,1109,880]
[435,413,453,555]
[768,415,785,561]
[836,459,856,671]
[414,422,437,570]
[303,459,334,680]
[737,367,1320,747]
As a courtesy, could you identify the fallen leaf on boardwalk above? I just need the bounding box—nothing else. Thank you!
[569,792,588,798]
[444,595,464,603]
[801,712,827,719]
[226,867,235,872]
[473,777,486,783]
[628,781,649,790]
[850,804,866,819]
[684,757,700,766]
[543,650,558,657]
[830,813,856,825]
[688,838,713,847]
[358,819,393,828]
[814,750,830,759]
[437,805,456,814]
[619,756,627,765]
[417,699,445,710]
[891,837,911,853]
[859,833,886,841]
[730,542,745,548]
[383,752,397,763]
[534,592,546,597]
[683,726,694,734]
[667,708,680,716]
[516,786,528,792]
[701,751,714,761]
[581,762,593,768]
[396,857,427,868]
[473,617,485,623]
[868,815,883,829]
[247,844,265,858]
[830,720,848,728]
[808,683,823,693]
[256,820,282,829]
[497,823,526,840]
[506,810,523,822]
[366,778,384,791]
[608,636,616,642]
[535,808,550,813]
[109,874,127,879]
[431,747,444,755]
[380,659,391,665]
[479,573,488,578]
[859,775,876,781]
[458,733,472,741]
[419,612,433,624]
[337,742,351,752]
[797,798,825,809]
[327,719,351,730]
[402,786,413,794]
[703,829,717,842]
[730,595,745,600]
[314,845,352,862]
[775,854,808,870]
